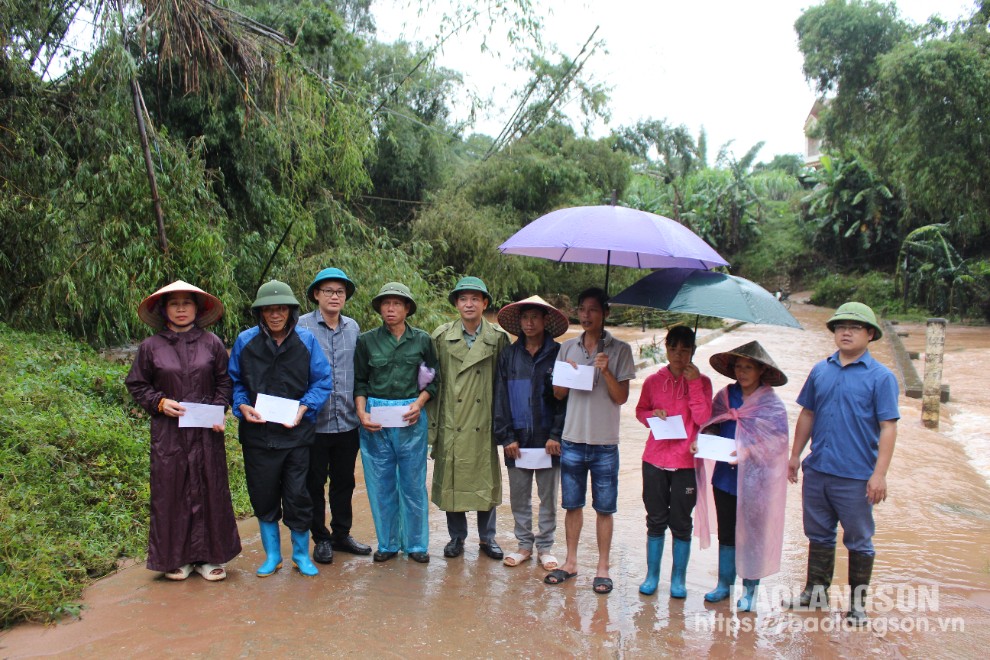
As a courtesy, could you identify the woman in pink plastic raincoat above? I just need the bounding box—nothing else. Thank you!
[694,341,789,612]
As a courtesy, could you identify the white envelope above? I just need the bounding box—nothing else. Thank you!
[177,402,225,428]
[514,448,552,470]
[370,405,411,428]
[552,361,594,391]
[647,414,688,440]
[695,434,738,462]
[254,393,301,425]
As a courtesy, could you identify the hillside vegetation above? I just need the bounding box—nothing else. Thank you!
[0,324,250,625]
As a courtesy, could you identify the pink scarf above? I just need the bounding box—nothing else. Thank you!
[694,384,789,579]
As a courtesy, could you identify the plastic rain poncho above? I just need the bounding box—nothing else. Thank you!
[695,384,789,579]
[359,397,429,554]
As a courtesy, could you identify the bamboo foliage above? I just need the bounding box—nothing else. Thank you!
[138,0,292,96]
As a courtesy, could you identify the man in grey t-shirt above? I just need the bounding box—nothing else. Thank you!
[544,288,635,595]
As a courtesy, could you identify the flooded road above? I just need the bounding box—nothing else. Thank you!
[3,302,990,658]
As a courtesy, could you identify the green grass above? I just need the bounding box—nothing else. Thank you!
[0,324,250,626]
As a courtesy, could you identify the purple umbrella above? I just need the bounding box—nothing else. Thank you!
[498,205,728,292]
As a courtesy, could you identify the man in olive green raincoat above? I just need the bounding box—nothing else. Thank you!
[429,277,510,561]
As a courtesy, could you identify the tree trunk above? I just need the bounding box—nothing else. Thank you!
[128,77,169,255]
[117,1,168,256]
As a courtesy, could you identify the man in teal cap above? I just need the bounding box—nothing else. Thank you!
[298,267,371,563]
[428,276,510,560]
[354,282,439,563]
[787,301,899,625]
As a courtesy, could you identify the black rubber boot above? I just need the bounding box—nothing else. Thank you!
[787,542,835,610]
[845,551,874,626]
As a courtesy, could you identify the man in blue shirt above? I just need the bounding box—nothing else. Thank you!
[788,302,899,625]
[298,267,371,564]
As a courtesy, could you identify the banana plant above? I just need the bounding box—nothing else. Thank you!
[897,224,972,315]
[802,153,900,267]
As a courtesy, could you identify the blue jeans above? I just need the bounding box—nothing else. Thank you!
[802,466,875,554]
[560,440,618,514]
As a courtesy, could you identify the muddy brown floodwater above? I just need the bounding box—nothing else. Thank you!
[3,302,990,658]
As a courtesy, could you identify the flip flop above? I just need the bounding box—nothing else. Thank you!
[503,552,532,567]
[538,553,558,571]
[544,569,578,585]
[593,577,613,594]
[164,564,194,581]
[194,563,227,582]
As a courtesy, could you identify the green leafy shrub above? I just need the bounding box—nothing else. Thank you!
[810,271,898,313]
[751,170,803,202]
[963,259,990,322]
[733,197,811,286]
[638,336,667,365]
[0,324,249,625]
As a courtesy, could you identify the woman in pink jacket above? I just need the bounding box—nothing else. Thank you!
[635,325,712,598]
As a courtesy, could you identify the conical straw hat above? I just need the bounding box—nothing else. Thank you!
[137,280,224,330]
[708,340,787,387]
[496,295,569,338]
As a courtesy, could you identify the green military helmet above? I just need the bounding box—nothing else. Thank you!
[826,301,882,341]
[252,280,300,308]
[372,282,417,316]
[448,276,492,306]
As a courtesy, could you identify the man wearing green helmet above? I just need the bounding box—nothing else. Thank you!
[354,282,439,564]
[787,301,900,625]
[229,280,333,578]
[428,276,510,561]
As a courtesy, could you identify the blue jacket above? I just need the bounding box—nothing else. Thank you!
[493,334,566,467]
[229,320,333,450]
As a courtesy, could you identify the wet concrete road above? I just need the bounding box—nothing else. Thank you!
[3,302,990,658]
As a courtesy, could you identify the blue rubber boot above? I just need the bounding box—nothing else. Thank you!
[670,538,691,599]
[737,579,760,612]
[291,529,319,577]
[257,521,283,577]
[704,545,736,602]
[639,535,665,595]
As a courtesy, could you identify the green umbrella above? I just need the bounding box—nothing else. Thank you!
[610,268,802,329]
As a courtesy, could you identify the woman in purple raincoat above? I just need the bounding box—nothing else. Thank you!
[125,281,241,581]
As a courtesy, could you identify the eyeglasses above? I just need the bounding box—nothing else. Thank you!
[833,323,867,333]
[319,288,347,298]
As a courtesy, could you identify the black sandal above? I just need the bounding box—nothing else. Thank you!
[544,569,578,585]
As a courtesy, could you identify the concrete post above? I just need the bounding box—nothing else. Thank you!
[921,318,947,429]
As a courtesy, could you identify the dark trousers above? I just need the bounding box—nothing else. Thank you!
[642,463,697,541]
[713,486,737,546]
[802,466,876,554]
[243,445,313,532]
[446,509,496,544]
[307,428,360,542]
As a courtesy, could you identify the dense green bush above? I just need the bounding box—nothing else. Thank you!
[810,271,898,313]
[751,170,803,202]
[733,197,811,287]
[0,324,250,625]
[964,259,990,322]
